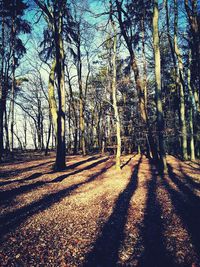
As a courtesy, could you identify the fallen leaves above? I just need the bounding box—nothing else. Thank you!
[0,154,200,266]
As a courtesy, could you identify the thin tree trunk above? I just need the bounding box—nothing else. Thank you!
[77,25,86,156]
[10,5,16,153]
[188,52,195,160]
[13,130,23,151]
[45,120,52,156]
[4,109,9,151]
[68,103,71,152]
[24,114,27,149]
[174,0,188,160]
[111,8,121,170]
[153,0,167,171]
[66,66,78,154]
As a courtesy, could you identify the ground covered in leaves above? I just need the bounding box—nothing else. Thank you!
[0,152,200,267]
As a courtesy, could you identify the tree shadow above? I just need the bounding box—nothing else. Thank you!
[178,163,200,190]
[120,154,136,169]
[162,163,200,262]
[191,161,200,167]
[49,156,101,174]
[0,157,110,205]
[183,162,200,171]
[50,157,108,183]
[167,164,200,204]
[0,160,54,180]
[83,156,142,267]
[137,162,173,267]
[1,152,51,165]
[0,172,43,187]
[0,161,114,240]
[0,156,100,186]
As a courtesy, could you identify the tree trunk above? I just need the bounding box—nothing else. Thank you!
[10,6,16,153]
[45,120,52,156]
[24,114,27,149]
[77,25,86,156]
[111,10,121,170]
[185,0,200,110]
[66,66,78,154]
[0,3,4,161]
[48,59,58,134]
[115,0,158,161]
[4,109,10,151]
[188,52,195,160]
[54,15,66,170]
[174,0,188,160]
[153,0,167,171]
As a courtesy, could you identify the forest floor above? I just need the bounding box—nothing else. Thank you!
[0,153,200,267]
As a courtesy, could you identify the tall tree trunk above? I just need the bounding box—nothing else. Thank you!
[174,0,188,160]
[66,66,78,154]
[165,0,177,68]
[185,0,200,110]
[77,25,86,156]
[153,0,167,171]
[0,2,4,161]
[141,11,157,159]
[141,14,147,110]
[111,7,121,170]
[10,6,16,153]
[188,52,195,160]
[54,15,66,170]
[115,0,158,161]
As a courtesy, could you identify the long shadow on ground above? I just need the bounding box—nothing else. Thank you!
[178,163,200,190]
[0,157,109,205]
[161,163,200,263]
[0,160,114,241]
[137,162,173,267]
[0,156,100,186]
[0,160,54,180]
[83,156,142,267]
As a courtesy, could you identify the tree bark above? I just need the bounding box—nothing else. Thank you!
[153,0,167,171]
[111,6,121,170]
[77,25,86,156]
[0,2,5,161]
[66,66,78,154]
[188,51,195,160]
[174,0,188,160]
[48,59,58,134]
[10,2,16,153]
[54,14,66,170]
